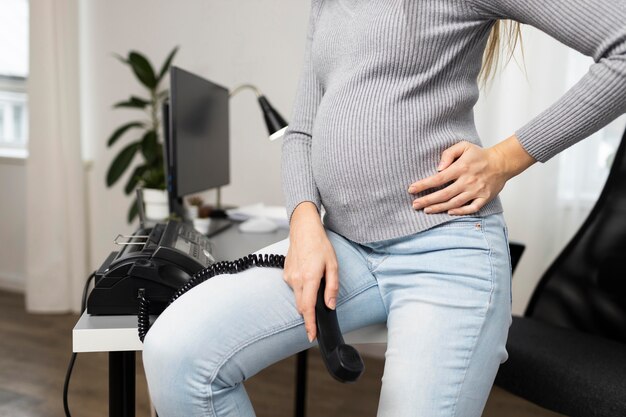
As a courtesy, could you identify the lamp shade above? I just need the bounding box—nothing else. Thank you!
[257,95,288,140]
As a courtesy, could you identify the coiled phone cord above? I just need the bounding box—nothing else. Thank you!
[138,252,285,342]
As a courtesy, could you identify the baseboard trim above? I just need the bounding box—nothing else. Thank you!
[0,274,24,293]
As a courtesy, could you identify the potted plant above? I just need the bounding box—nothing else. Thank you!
[105,46,179,222]
[186,195,204,219]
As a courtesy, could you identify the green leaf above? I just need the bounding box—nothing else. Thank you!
[142,167,166,190]
[113,96,150,109]
[124,164,148,195]
[128,51,158,89]
[140,130,158,163]
[128,197,139,223]
[106,121,144,147]
[157,46,179,83]
[106,141,140,187]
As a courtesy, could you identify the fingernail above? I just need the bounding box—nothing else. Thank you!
[408,186,416,193]
[413,202,421,209]
[424,207,432,213]
[307,332,314,343]
[328,297,336,310]
[437,165,443,171]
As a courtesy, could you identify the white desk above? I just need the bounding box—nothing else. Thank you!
[72,219,387,417]
[73,311,387,353]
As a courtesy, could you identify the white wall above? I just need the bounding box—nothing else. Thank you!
[79,0,310,269]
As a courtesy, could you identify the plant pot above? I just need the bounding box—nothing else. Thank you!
[186,205,199,219]
[192,217,212,234]
[142,188,169,220]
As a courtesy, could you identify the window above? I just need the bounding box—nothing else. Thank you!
[557,49,626,204]
[0,0,29,158]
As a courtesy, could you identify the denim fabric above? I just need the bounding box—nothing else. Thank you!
[143,212,512,417]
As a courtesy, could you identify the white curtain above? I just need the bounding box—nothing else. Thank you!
[475,26,625,315]
[25,0,87,313]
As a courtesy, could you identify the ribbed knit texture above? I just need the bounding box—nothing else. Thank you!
[281,0,626,244]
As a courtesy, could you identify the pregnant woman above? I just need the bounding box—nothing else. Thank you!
[143,0,626,415]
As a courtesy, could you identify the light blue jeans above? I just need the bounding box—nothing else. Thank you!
[143,212,512,417]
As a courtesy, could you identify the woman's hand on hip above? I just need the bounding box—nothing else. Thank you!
[408,135,536,215]
[284,202,339,343]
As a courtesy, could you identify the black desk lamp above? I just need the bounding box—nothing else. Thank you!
[229,83,288,140]
[212,84,288,214]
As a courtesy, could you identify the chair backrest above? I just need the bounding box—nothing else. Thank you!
[525,126,626,344]
[509,242,525,273]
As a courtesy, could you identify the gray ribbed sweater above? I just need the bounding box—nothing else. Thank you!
[281,0,626,244]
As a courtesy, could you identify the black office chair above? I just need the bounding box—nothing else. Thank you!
[495,125,626,417]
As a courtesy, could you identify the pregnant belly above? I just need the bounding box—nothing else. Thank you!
[310,108,423,214]
[308,89,477,217]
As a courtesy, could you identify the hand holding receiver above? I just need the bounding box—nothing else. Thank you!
[285,201,338,343]
[315,278,365,383]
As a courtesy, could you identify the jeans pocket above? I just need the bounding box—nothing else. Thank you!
[431,215,484,230]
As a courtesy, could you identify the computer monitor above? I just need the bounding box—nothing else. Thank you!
[163,66,230,219]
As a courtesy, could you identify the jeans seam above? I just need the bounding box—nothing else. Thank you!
[432,216,485,230]
[435,223,483,229]
[369,254,390,274]
[503,225,512,305]
[203,317,304,417]
[343,273,388,317]
[480,219,495,304]
[451,218,495,417]
[336,281,379,308]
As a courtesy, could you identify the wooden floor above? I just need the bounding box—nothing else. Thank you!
[0,290,565,417]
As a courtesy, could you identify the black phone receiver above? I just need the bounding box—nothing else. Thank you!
[315,278,365,383]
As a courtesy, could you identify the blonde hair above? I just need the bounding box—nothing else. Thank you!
[479,20,524,86]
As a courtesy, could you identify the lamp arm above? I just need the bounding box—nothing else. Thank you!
[230,82,288,140]
[229,83,263,98]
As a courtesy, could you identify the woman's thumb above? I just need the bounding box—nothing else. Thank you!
[437,141,467,171]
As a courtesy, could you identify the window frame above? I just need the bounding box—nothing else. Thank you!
[0,75,28,159]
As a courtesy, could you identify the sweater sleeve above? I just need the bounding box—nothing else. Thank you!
[281,0,325,225]
[466,0,626,163]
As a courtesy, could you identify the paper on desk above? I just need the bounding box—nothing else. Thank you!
[226,203,289,228]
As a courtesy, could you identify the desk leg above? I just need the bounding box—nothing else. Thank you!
[109,351,135,417]
[295,350,308,417]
